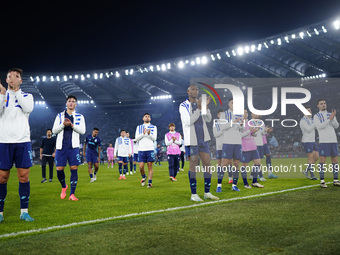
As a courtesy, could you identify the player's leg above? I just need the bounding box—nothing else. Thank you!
[17,168,34,221]
[168,155,175,180]
[88,161,94,182]
[0,170,10,222]
[48,156,54,182]
[231,159,241,191]
[93,162,99,180]
[251,158,264,188]
[200,151,219,200]
[118,159,124,179]
[68,148,81,200]
[55,148,69,199]
[331,143,339,186]
[318,143,328,187]
[173,155,180,179]
[41,156,47,183]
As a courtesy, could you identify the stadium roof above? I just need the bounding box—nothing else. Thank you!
[9,18,340,108]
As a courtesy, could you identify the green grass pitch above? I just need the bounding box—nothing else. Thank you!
[0,158,339,254]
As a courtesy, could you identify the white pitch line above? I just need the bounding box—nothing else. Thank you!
[0,182,331,239]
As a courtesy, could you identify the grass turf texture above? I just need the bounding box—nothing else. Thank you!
[0,158,339,252]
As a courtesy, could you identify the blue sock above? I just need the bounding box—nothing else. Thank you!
[188,171,197,194]
[118,163,122,175]
[217,166,225,184]
[70,169,78,195]
[252,165,260,183]
[319,163,325,180]
[123,164,128,174]
[0,183,7,213]
[266,155,272,167]
[333,163,339,180]
[232,168,239,185]
[57,170,66,188]
[142,173,146,179]
[148,179,152,184]
[133,164,136,172]
[241,166,248,185]
[89,174,93,178]
[204,172,212,193]
[19,181,30,209]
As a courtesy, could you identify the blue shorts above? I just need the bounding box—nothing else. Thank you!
[0,142,33,170]
[185,142,210,157]
[263,144,271,155]
[138,150,155,163]
[302,142,319,154]
[55,147,81,167]
[257,146,264,158]
[118,156,128,163]
[86,150,99,163]
[216,150,222,160]
[319,143,338,157]
[241,150,260,163]
[222,144,242,160]
[133,153,139,162]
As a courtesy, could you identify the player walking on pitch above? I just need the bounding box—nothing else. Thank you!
[83,127,101,182]
[53,95,86,201]
[135,113,157,188]
[180,85,219,201]
[0,68,34,222]
[314,99,339,188]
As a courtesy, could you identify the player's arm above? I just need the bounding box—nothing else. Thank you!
[0,82,6,115]
[149,126,157,141]
[39,147,43,160]
[313,113,329,130]
[15,91,34,114]
[179,104,201,127]
[219,112,233,131]
[164,134,172,146]
[72,115,86,135]
[300,119,314,133]
[52,113,65,134]
[83,142,87,158]
[135,126,145,141]
[330,111,339,129]
[114,139,118,157]
[97,146,101,161]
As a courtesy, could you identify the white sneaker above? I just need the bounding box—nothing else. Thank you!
[252,182,264,188]
[93,174,97,181]
[90,178,95,183]
[190,194,203,202]
[204,192,219,200]
[130,171,133,175]
[179,168,184,172]
[260,177,267,182]
[126,172,129,175]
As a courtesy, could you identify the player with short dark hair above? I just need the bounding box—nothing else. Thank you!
[53,95,86,201]
[314,99,339,188]
[83,127,101,182]
[135,113,157,188]
[114,130,132,179]
[0,68,35,222]
[40,128,56,183]
[165,123,182,181]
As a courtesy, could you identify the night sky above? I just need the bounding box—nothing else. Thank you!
[1,0,340,73]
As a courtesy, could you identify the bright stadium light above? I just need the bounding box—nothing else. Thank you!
[216,53,221,59]
[226,51,231,57]
[178,60,184,68]
[299,32,304,39]
[86,74,90,78]
[156,65,161,71]
[63,75,67,81]
[125,70,129,75]
[284,36,289,43]
[334,20,340,30]
[150,66,154,72]
[161,64,166,71]
[129,69,134,75]
[30,76,34,82]
[81,75,85,81]
[250,45,255,52]
[99,73,103,79]
[322,26,327,33]
[50,76,54,82]
[56,76,60,81]
[306,31,312,37]
[201,56,208,64]
[236,47,244,56]
[167,63,171,69]
[94,73,98,79]
[42,76,46,82]
[277,38,282,45]
[115,71,120,77]
[314,28,319,35]
[291,34,296,39]
[244,46,250,53]
[264,42,269,48]
[257,44,262,51]
[190,60,195,66]
[211,54,216,61]
[196,57,201,64]
[74,74,79,79]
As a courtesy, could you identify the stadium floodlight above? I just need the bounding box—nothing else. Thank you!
[236,47,244,56]
[161,64,166,71]
[149,66,154,72]
[277,38,282,45]
[196,57,201,64]
[321,73,326,78]
[125,70,129,75]
[56,76,60,81]
[314,28,319,35]
[291,34,296,39]
[63,75,67,81]
[232,49,237,56]
[250,45,255,52]
[129,69,134,75]
[99,73,103,79]
[167,63,171,69]
[299,32,304,39]
[151,97,154,100]
[90,100,94,104]
[156,65,161,71]
[81,75,85,81]
[190,60,195,66]
[226,51,231,57]
[322,26,327,33]
[244,46,250,54]
[270,40,274,45]
[30,76,34,82]
[210,54,216,61]
[216,53,221,59]
[50,76,54,82]
[36,76,40,82]
[86,74,90,78]
[115,71,120,77]
[306,31,312,37]
[201,56,208,64]
[94,73,98,79]
[74,75,78,79]
[264,42,269,48]
[178,60,185,68]
[42,76,46,82]
[334,20,340,30]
